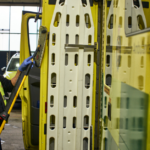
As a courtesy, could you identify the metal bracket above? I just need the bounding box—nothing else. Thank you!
[65,42,97,51]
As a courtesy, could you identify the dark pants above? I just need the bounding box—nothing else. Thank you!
[0,138,2,150]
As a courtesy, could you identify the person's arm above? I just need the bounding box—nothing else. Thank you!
[11,55,33,86]
[0,56,33,92]
[11,70,21,86]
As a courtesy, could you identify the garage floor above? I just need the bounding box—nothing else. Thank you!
[0,103,24,150]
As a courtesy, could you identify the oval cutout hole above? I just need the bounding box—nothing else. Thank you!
[85,74,90,89]
[103,138,107,150]
[115,0,119,7]
[59,0,65,5]
[106,55,110,67]
[50,96,54,107]
[53,12,61,27]
[117,55,122,67]
[128,16,132,28]
[107,36,110,45]
[86,96,90,108]
[83,138,88,150]
[49,137,55,150]
[108,14,113,29]
[75,54,78,66]
[73,96,77,107]
[73,117,76,128]
[133,0,140,8]
[106,74,112,87]
[50,115,55,130]
[64,96,67,107]
[82,0,87,7]
[66,14,69,26]
[76,15,80,27]
[104,96,107,108]
[128,56,131,68]
[126,97,129,109]
[75,34,79,44]
[142,37,145,46]
[66,34,69,44]
[52,33,56,46]
[85,14,91,28]
[104,116,108,127]
[141,56,144,68]
[51,53,55,65]
[138,76,144,90]
[119,17,122,28]
[87,55,91,66]
[51,73,56,88]
[65,54,68,66]
[117,97,120,108]
[84,116,89,130]
[88,35,92,45]
[125,118,128,129]
[137,15,145,30]
[63,117,66,128]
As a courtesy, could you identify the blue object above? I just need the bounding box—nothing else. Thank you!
[18,56,34,72]
[37,100,40,108]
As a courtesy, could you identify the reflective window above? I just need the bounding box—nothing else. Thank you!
[7,58,20,71]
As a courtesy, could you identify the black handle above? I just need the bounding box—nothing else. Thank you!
[25,63,33,76]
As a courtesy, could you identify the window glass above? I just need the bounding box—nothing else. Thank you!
[7,58,20,71]
[10,34,21,51]
[0,34,9,51]
[37,19,41,32]
[29,34,37,51]
[0,6,10,30]
[28,18,41,53]
[10,6,23,33]
[29,18,38,33]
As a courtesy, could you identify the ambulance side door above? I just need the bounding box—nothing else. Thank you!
[20,11,41,150]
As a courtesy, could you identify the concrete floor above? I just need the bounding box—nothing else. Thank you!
[0,103,24,150]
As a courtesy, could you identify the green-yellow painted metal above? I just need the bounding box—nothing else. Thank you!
[20,12,41,150]
[0,82,7,105]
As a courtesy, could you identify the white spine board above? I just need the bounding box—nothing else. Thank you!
[47,0,94,150]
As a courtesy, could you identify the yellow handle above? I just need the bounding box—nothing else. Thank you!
[0,120,6,133]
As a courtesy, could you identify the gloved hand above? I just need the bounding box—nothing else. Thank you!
[18,56,33,72]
